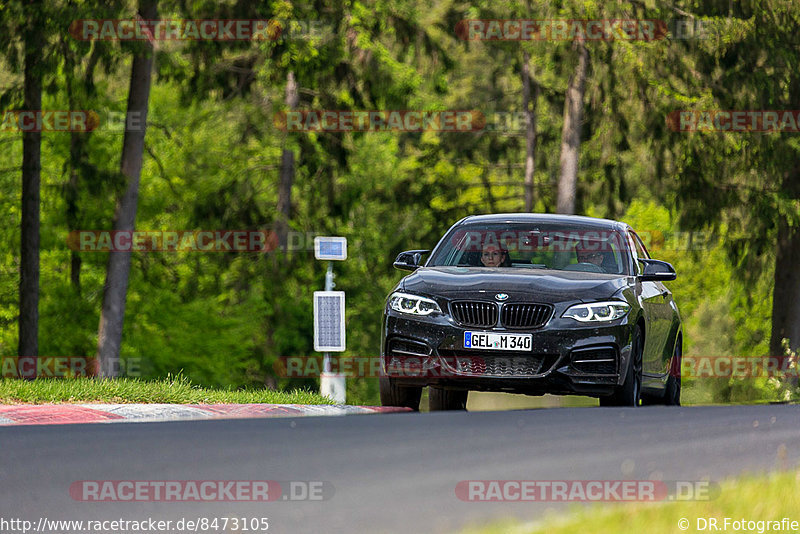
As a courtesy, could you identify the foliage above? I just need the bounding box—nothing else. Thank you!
[1,0,798,406]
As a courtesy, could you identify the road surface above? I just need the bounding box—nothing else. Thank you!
[1,405,798,533]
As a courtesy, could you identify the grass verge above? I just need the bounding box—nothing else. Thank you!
[462,470,800,534]
[0,376,335,405]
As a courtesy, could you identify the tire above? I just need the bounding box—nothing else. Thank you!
[428,387,468,411]
[663,337,681,406]
[600,326,643,407]
[379,377,422,411]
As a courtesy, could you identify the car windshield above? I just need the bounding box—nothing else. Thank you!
[427,223,629,275]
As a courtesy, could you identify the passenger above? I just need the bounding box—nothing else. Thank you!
[481,243,511,267]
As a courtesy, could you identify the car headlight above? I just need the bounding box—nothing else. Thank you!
[562,301,630,322]
[388,292,442,316]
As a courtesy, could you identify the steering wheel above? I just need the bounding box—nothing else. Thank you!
[564,262,606,273]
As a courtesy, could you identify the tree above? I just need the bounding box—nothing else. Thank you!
[521,50,539,212]
[96,0,157,377]
[656,1,800,359]
[556,41,588,215]
[61,33,108,291]
[276,71,298,250]
[18,0,44,361]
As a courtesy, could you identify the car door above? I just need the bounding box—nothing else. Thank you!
[628,231,672,384]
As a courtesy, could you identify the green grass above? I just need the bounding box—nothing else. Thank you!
[0,375,336,405]
[462,470,800,534]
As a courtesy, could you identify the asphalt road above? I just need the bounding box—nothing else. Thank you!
[1,405,799,533]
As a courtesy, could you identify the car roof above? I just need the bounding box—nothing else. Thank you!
[457,213,630,231]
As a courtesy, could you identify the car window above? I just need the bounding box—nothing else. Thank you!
[629,231,650,274]
[631,232,651,259]
[428,223,630,275]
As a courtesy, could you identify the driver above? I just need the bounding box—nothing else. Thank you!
[576,247,604,268]
[574,239,613,273]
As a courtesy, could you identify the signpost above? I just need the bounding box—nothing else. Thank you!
[313,237,347,402]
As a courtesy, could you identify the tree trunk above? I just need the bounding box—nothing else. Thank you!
[276,71,298,251]
[68,135,83,291]
[18,0,43,362]
[63,36,99,293]
[770,165,800,378]
[65,65,85,293]
[480,167,497,212]
[96,0,157,377]
[770,217,800,361]
[556,43,588,215]
[521,50,538,212]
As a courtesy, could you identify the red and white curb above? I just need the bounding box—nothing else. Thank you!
[0,404,411,426]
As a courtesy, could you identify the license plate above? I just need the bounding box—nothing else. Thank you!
[464,331,532,351]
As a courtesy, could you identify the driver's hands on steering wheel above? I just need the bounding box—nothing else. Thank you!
[575,261,606,273]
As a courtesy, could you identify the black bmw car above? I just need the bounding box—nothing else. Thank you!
[380,214,682,410]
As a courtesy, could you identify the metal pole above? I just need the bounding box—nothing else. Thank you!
[320,262,346,402]
[323,262,333,374]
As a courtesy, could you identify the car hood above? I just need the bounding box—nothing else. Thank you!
[401,266,631,302]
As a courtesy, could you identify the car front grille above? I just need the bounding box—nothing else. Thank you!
[571,347,618,375]
[438,349,558,377]
[500,303,553,328]
[450,301,552,329]
[450,301,498,328]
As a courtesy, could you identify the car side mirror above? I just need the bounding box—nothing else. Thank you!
[638,258,677,282]
[393,250,429,271]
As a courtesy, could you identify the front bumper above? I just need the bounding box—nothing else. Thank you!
[381,306,633,397]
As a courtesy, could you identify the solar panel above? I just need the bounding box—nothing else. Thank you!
[314,291,346,351]
[319,241,342,257]
[314,237,347,260]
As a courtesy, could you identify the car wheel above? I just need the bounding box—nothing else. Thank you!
[663,337,681,406]
[379,377,422,411]
[428,387,468,411]
[600,326,642,407]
